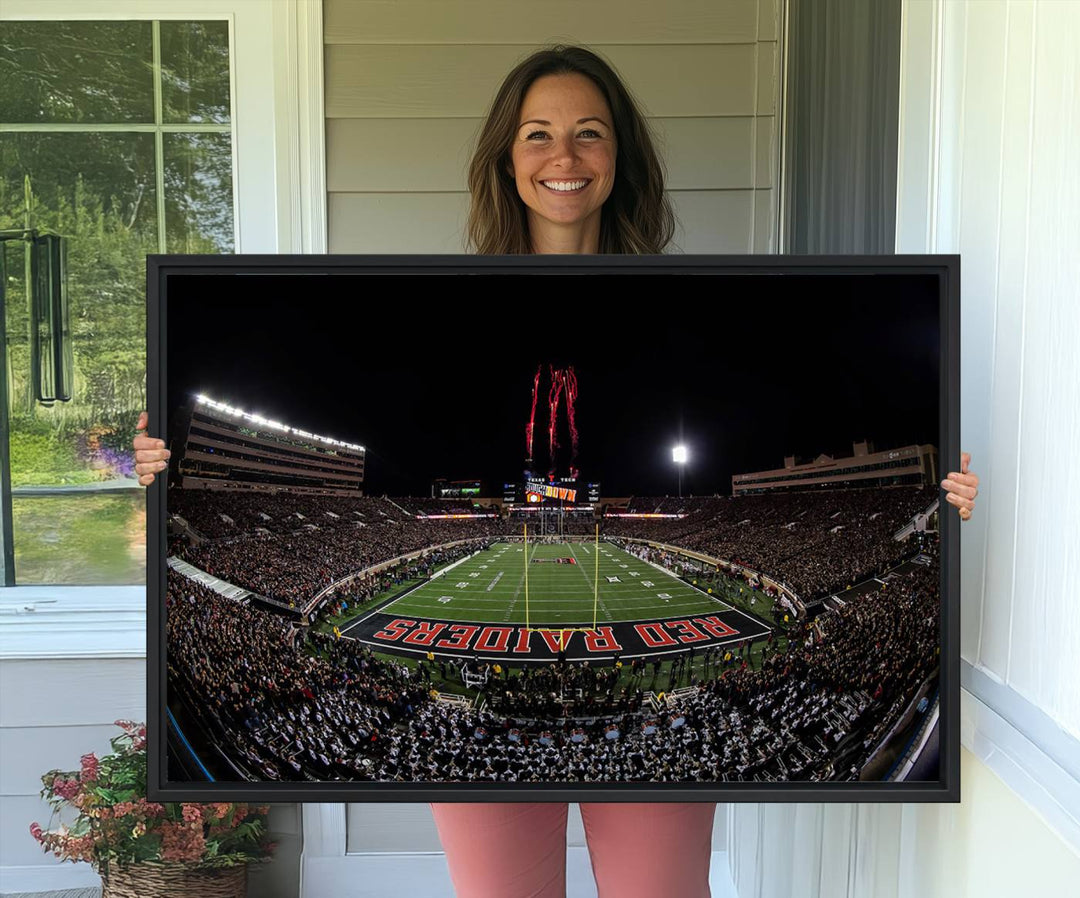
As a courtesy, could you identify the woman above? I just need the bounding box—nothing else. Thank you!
[465,45,672,256]
[134,45,979,898]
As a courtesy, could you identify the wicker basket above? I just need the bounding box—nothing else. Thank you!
[100,861,247,898]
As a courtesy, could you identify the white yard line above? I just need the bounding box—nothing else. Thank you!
[428,551,476,580]
[343,542,769,635]
[349,547,494,628]
[568,542,613,622]
[504,541,538,620]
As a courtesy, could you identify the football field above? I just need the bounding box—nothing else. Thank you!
[374,539,733,627]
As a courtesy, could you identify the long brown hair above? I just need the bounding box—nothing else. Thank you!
[467,46,675,254]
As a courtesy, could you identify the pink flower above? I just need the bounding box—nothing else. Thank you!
[137,798,166,818]
[181,804,203,824]
[29,822,43,842]
[160,821,206,863]
[80,753,99,782]
[52,778,80,801]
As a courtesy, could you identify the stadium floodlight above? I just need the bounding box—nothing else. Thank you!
[193,392,365,452]
[673,445,688,498]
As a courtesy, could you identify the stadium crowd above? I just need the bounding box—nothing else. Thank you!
[393,497,496,516]
[166,544,939,784]
[606,486,936,600]
[164,482,941,783]
[175,507,509,605]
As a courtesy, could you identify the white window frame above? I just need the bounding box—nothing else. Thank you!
[0,0,326,659]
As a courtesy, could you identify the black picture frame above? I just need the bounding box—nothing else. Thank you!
[147,253,960,803]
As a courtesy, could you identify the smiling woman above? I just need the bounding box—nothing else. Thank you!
[509,73,617,252]
[466,45,674,255]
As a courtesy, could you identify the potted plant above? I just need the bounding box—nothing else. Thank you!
[30,720,276,897]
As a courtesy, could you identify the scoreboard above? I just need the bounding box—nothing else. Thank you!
[525,478,578,504]
[432,478,481,499]
[504,478,599,506]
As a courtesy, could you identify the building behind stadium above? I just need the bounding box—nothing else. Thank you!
[170,395,365,496]
[731,440,937,495]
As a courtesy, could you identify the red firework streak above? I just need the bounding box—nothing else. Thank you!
[565,366,579,480]
[548,365,565,478]
[525,365,541,463]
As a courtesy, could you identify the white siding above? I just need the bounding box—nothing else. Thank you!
[729,0,1080,894]
[897,0,1080,738]
[728,748,1080,898]
[325,0,782,255]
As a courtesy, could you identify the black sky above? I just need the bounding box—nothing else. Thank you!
[165,271,941,497]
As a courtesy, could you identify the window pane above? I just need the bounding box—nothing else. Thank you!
[160,21,232,124]
[12,492,146,585]
[1,130,154,584]
[164,133,235,253]
[1,131,156,448]
[1,20,233,586]
[0,21,154,124]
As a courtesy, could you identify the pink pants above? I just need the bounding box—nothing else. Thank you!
[430,802,716,898]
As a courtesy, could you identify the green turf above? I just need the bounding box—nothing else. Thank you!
[373,539,735,627]
[312,575,428,636]
[690,572,783,626]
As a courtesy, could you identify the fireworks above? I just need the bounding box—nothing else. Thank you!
[548,365,565,477]
[525,366,541,464]
[526,364,580,479]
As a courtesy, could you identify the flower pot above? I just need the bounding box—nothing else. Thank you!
[100,861,247,898]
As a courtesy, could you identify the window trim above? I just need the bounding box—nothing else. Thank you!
[0,0,326,597]
[961,662,1080,853]
[0,0,326,254]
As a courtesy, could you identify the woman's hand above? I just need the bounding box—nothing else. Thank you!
[133,410,170,487]
[941,452,979,521]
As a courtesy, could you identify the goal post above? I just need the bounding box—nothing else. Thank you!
[592,521,599,632]
[522,520,604,638]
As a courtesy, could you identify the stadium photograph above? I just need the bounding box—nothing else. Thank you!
[156,267,946,791]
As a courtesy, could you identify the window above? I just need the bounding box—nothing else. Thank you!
[1,18,234,584]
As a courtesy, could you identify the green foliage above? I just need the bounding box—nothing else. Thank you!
[12,492,145,585]
[8,427,94,485]
[1,160,150,482]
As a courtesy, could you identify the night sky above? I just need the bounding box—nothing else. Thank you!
[164,270,941,497]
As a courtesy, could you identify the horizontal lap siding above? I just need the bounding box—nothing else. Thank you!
[325,1,780,256]
[325,45,761,118]
[324,1,761,46]
[327,117,763,192]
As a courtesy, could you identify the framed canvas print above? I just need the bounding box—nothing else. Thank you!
[147,254,960,803]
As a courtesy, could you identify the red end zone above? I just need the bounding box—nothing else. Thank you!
[353,610,765,662]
